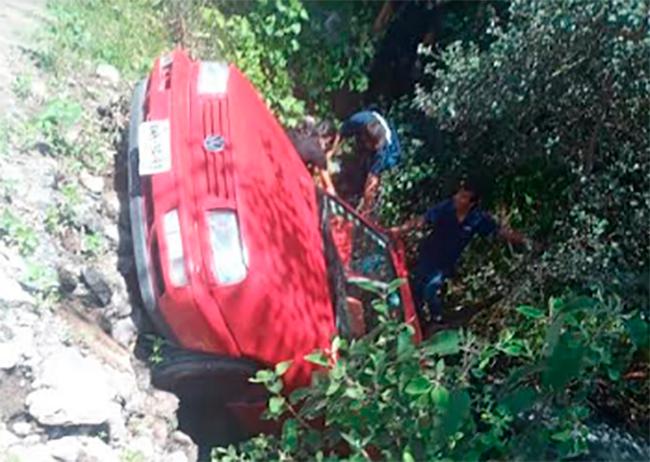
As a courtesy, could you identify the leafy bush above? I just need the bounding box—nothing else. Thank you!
[176,0,380,124]
[216,289,648,461]
[383,0,649,309]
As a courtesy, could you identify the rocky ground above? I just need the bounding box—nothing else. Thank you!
[0,2,198,461]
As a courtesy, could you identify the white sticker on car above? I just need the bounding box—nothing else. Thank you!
[138,120,171,176]
[198,61,229,95]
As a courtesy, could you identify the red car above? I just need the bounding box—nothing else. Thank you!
[127,49,421,438]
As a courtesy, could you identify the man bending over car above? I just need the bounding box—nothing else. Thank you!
[331,109,402,216]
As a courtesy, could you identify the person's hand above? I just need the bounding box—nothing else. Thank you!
[387,227,401,240]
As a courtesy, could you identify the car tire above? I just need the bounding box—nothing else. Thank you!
[151,347,265,456]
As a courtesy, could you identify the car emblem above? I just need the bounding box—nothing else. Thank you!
[204,135,226,152]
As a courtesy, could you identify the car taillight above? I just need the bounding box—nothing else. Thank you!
[207,210,247,285]
[163,209,187,287]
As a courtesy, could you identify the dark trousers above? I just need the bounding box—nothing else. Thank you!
[411,270,446,325]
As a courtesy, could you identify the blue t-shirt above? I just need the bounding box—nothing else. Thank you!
[416,199,499,277]
[340,110,401,175]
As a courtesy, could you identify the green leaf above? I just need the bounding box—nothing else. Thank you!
[250,369,274,384]
[435,358,445,375]
[326,379,341,396]
[542,340,584,390]
[563,296,597,312]
[440,389,471,438]
[282,418,299,451]
[500,386,536,414]
[305,351,329,367]
[431,385,450,408]
[402,449,416,462]
[349,277,385,295]
[388,278,407,293]
[607,367,621,381]
[344,387,365,400]
[626,314,649,349]
[516,305,545,319]
[397,326,414,357]
[267,378,283,394]
[275,360,292,377]
[551,429,572,442]
[426,330,460,356]
[289,387,310,403]
[544,314,565,357]
[503,343,525,357]
[405,375,432,396]
[268,396,285,415]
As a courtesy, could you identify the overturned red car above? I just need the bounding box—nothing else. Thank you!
[127,48,421,436]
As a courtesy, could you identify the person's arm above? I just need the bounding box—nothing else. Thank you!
[319,168,337,196]
[389,216,425,236]
[498,226,530,247]
[326,133,341,160]
[358,173,380,215]
[388,200,446,237]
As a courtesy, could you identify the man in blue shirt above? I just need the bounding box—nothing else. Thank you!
[390,180,528,329]
[334,110,402,214]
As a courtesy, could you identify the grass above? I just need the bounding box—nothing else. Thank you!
[41,0,172,78]
[11,73,32,100]
[0,209,39,256]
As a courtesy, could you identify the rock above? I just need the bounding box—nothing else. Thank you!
[64,124,83,146]
[33,141,53,156]
[31,79,48,102]
[111,317,137,349]
[101,190,121,218]
[74,201,104,234]
[108,290,131,319]
[148,390,180,418]
[80,170,104,194]
[81,267,112,307]
[11,421,32,437]
[27,348,121,426]
[104,222,120,245]
[57,265,78,294]
[130,436,155,461]
[0,324,13,343]
[6,444,55,462]
[169,431,198,462]
[163,450,190,462]
[46,436,119,462]
[96,64,121,85]
[0,425,19,449]
[0,267,34,304]
[106,411,128,443]
[0,341,21,369]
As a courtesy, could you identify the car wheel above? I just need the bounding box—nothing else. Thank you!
[151,348,265,457]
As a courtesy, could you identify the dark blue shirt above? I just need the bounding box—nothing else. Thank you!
[416,199,499,277]
[340,110,401,175]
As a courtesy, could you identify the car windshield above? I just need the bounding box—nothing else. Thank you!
[320,194,402,337]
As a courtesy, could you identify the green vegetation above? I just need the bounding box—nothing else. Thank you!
[0,209,38,256]
[40,0,648,459]
[40,0,169,77]
[216,285,646,461]
[11,73,32,100]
